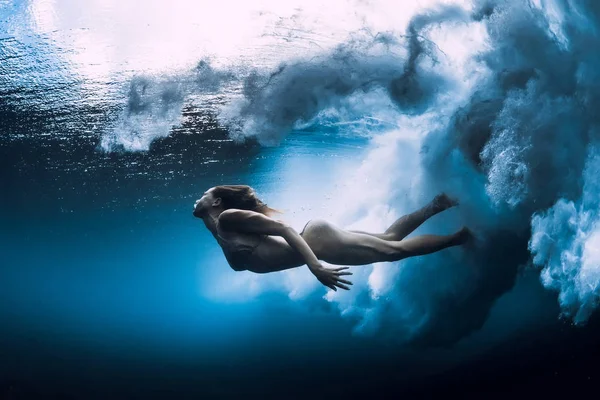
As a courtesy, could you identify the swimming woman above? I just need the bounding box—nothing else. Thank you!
[193,185,472,291]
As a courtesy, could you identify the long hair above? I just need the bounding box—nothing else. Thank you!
[211,185,282,216]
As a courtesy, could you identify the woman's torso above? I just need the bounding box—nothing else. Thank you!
[215,218,307,272]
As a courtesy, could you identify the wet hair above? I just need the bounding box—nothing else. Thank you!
[210,185,282,216]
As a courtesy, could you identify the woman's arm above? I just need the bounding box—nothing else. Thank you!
[219,209,320,266]
[218,209,352,290]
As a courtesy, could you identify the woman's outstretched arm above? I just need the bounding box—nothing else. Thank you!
[218,209,352,290]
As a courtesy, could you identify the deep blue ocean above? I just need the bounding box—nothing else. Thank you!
[2,0,600,398]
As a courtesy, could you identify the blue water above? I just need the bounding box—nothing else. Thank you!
[2,0,600,398]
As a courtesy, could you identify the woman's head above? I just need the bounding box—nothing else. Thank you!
[193,185,281,217]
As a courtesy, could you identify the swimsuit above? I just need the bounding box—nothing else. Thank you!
[299,220,311,236]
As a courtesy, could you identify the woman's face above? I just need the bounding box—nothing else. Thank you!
[193,188,217,217]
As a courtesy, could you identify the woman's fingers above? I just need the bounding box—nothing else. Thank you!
[318,268,354,291]
[325,281,350,291]
[333,268,352,276]
[325,279,348,291]
[321,279,337,291]
[329,275,351,290]
[333,267,349,271]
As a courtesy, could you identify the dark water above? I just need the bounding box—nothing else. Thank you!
[2,0,600,398]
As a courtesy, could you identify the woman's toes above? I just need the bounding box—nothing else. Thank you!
[434,193,459,210]
[457,226,474,244]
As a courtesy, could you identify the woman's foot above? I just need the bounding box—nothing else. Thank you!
[432,193,459,212]
[455,226,474,246]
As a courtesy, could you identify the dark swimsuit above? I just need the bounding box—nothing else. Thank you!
[216,220,312,271]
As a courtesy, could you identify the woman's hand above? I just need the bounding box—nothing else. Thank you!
[308,263,353,291]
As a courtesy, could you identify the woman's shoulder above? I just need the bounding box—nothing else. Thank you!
[218,208,251,226]
[219,208,280,222]
[218,209,265,232]
[218,209,288,236]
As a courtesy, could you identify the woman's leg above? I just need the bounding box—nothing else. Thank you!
[318,223,472,266]
[396,227,471,257]
[349,193,458,241]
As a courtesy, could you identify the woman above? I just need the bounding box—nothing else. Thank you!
[193,185,472,291]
